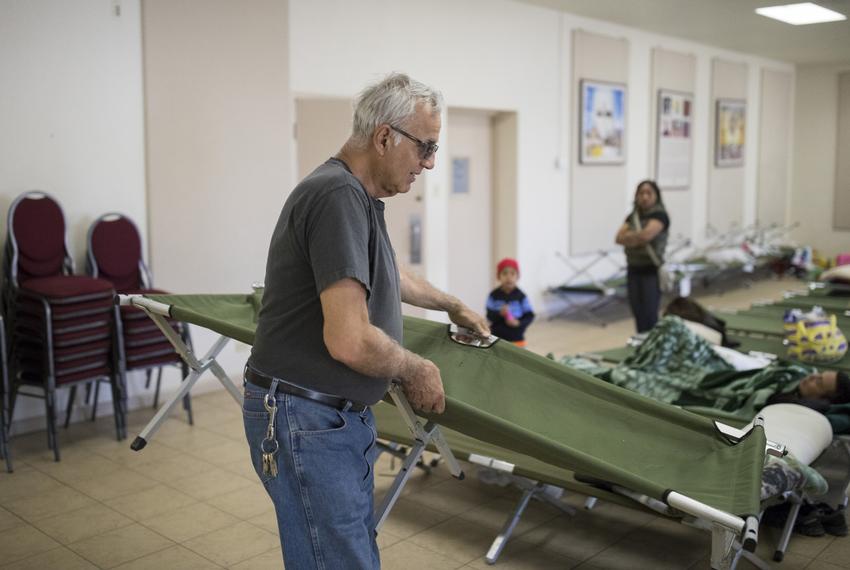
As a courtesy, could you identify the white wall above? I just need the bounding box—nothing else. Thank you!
[0,0,147,267]
[0,0,147,426]
[792,63,850,257]
[290,0,794,315]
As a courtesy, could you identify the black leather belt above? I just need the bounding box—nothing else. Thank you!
[245,368,368,412]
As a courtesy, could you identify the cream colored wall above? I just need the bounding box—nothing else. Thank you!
[757,69,793,227]
[707,59,748,233]
[792,63,850,257]
[143,0,291,294]
[835,72,850,231]
[0,0,147,269]
[141,0,292,393]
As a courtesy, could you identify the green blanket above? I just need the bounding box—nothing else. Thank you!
[148,293,765,516]
[562,316,850,434]
[600,316,810,416]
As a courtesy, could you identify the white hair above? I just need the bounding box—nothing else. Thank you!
[351,72,443,148]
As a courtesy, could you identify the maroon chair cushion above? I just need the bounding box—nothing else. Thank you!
[17,252,67,282]
[19,366,112,386]
[20,355,111,376]
[51,328,112,349]
[11,195,66,265]
[19,275,114,303]
[121,320,161,335]
[18,340,110,363]
[90,217,143,292]
[125,354,181,370]
[16,313,111,336]
[18,297,113,320]
[124,330,172,347]
[126,342,175,359]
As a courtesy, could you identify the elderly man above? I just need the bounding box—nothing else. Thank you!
[244,73,489,569]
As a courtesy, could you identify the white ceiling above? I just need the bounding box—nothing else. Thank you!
[516,0,850,65]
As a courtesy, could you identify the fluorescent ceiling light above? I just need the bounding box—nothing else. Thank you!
[755,2,847,25]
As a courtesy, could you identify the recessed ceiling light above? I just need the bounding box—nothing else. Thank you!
[755,2,847,25]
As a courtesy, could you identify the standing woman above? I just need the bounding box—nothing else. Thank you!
[615,180,670,333]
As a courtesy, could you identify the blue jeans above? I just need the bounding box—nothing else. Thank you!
[242,380,380,569]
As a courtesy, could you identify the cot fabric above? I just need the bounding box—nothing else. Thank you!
[146,293,765,516]
[372,401,823,502]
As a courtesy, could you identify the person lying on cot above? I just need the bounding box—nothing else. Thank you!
[767,370,850,411]
[559,316,850,434]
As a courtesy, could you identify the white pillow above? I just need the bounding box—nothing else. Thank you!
[750,404,833,466]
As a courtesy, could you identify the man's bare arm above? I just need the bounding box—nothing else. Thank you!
[320,278,445,413]
[399,266,490,336]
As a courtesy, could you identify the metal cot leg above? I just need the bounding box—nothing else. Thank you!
[486,485,537,565]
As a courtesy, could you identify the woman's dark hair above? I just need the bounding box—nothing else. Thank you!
[634,179,663,208]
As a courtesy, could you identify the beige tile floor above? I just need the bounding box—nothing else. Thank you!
[1,276,848,569]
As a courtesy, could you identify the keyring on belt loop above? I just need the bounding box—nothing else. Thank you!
[263,378,280,413]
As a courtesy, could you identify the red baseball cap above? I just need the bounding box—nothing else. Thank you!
[497,258,519,277]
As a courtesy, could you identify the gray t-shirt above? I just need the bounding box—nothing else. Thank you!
[249,158,401,404]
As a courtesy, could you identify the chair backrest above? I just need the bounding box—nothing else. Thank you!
[4,191,73,288]
[87,213,150,292]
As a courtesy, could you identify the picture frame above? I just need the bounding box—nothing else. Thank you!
[715,99,746,167]
[655,89,693,189]
[579,80,626,164]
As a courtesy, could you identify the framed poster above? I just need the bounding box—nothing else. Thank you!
[715,99,746,167]
[655,89,693,189]
[580,80,626,164]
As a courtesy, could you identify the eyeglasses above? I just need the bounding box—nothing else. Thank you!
[390,125,439,160]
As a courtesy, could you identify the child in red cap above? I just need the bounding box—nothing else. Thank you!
[486,258,535,347]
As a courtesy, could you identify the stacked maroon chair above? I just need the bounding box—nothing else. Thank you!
[87,214,192,423]
[3,192,124,461]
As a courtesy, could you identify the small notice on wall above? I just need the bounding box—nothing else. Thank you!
[656,89,693,189]
[452,157,470,194]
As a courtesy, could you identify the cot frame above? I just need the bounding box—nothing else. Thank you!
[117,293,768,570]
[117,294,465,530]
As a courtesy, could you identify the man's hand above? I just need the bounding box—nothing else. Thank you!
[448,304,491,337]
[400,357,445,414]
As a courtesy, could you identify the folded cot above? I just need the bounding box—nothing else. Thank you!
[118,291,780,569]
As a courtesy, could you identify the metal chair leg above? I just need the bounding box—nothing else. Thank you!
[64,385,77,429]
[153,368,163,409]
[7,383,18,432]
[46,389,60,462]
[91,381,100,422]
[0,426,11,473]
[144,369,152,390]
[108,375,125,441]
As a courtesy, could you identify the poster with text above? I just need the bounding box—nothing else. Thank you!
[580,80,626,164]
[715,99,746,167]
[656,89,693,189]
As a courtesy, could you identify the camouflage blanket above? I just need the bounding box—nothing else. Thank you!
[563,316,813,419]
